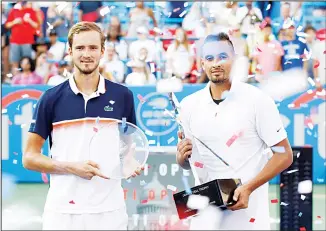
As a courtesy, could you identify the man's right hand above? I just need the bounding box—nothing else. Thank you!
[177,132,192,164]
[68,160,109,180]
[13,18,23,25]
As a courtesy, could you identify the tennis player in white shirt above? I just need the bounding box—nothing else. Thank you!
[177,33,293,230]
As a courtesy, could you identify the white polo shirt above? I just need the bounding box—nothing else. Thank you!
[180,82,287,230]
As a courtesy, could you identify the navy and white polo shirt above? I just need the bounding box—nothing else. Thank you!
[29,75,136,213]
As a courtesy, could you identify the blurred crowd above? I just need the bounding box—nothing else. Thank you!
[1,1,325,87]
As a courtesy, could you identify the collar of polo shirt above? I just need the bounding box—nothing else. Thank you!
[69,74,106,95]
[201,82,215,104]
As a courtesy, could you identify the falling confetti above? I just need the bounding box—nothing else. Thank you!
[301,195,306,200]
[74,2,80,8]
[307,77,316,87]
[167,136,175,144]
[284,60,292,65]
[271,146,286,153]
[298,37,306,44]
[297,152,301,158]
[41,173,49,183]
[280,202,289,206]
[137,94,146,104]
[13,152,18,155]
[249,218,256,223]
[299,227,306,231]
[99,6,110,17]
[256,47,262,52]
[141,199,148,204]
[298,180,313,194]
[297,25,303,32]
[13,159,17,164]
[56,2,68,14]
[194,162,204,168]
[20,124,26,128]
[266,4,271,11]
[7,73,13,78]
[182,176,192,195]
[167,185,177,191]
[122,117,126,131]
[150,62,155,73]
[93,127,98,132]
[173,7,181,12]
[179,10,187,17]
[184,2,189,7]
[109,100,115,105]
[314,60,320,68]
[226,134,239,147]
[304,117,314,130]
[317,216,321,219]
[271,199,278,204]
[145,130,154,136]
[69,200,75,204]
[2,109,7,114]
[21,94,29,99]
[148,140,156,145]
[187,195,209,210]
[140,180,146,186]
[16,104,20,110]
[298,212,303,217]
[317,178,324,183]
[259,20,267,30]
[280,183,284,188]
[46,22,54,30]
[286,169,299,174]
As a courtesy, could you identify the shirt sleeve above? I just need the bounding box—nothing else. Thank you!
[255,93,287,147]
[126,89,136,125]
[29,91,53,140]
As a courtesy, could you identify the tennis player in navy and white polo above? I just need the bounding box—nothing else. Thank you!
[177,33,294,230]
[23,22,141,230]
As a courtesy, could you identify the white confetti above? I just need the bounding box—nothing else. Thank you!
[298,180,312,194]
[20,124,26,128]
[187,195,209,210]
[297,32,309,38]
[301,195,306,200]
[307,89,313,94]
[56,2,68,14]
[297,25,303,32]
[2,109,8,114]
[13,159,17,164]
[280,202,289,206]
[109,100,115,105]
[46,22,54,30]
[317,178,324,183]
[288,103,295,108]
[297,152,301,158]
[298,37,306,44]
[271,146,286,153]
[266,4,271,11]
[145,130,154,136]
[283,18,294,29]
[184,2,189,7]
[179,10,187,18]
[99,6,110,17]
[21,94,29,99]
[33,104,37,109]
[307,77,316,87]
[148,140,156,145]
[140,180,146,186]
[7,73,13,78]
[167,136,175,144]
[286,169,299,174]
[167,184,177,191]
[150,62,155,73]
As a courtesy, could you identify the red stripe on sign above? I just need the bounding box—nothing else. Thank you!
[271,199,278,203]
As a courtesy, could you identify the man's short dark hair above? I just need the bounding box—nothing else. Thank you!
[202,33,235,53]
[304,25,316,33]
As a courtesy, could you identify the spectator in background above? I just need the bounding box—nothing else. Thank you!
[127,1,157,38]
[47,3,71,38]
[34,51,52,83]
[129,26,156,62]
[236,1,263,37]
[278,28,287,42]
[104,17,128,60]
[100,43,125,83]
[166,27,195,82]
[281,25,308,72]
[27,2,44,39]
[304,25,317,79]
[47,60,69,86]
[312,29,326,87]
[1,2,10,75]
[5,1,39,75]
[230,24,247,56]
[78,2,103,26]
[11,56,43,85]
[253,23,284,81]
[48,30,66,61]
[125,58,156,85]
[32,37,51,59]
[273,2,299,36]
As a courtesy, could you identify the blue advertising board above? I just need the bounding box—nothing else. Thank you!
[1,85,325,184]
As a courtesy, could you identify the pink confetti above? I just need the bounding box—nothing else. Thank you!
[249,218,255,223]
[41,173,49,183]
[304,117,314,130]
[194,162,204,168]
[173,7,180,12]
[300,227,306,231]
[93,127,98,132]
[8,120,12,125]
[257,47,262,52]
[271,199,278,203]
[226,134,238,147]
[259,20,267,29]
[314,60,320,68]
[323,50,326,54]
[317,216,321,219]
[69,200,75,204]
[137,94,146,104]
[141,199,148,204]
[228,29,234,36]
[74,2,80,7]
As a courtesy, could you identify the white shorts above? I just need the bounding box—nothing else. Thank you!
[42,207,128,230]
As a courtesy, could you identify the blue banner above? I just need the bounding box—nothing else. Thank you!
[1,85,325,184]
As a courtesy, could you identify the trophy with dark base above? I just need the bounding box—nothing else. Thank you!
[168,92,242,220]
